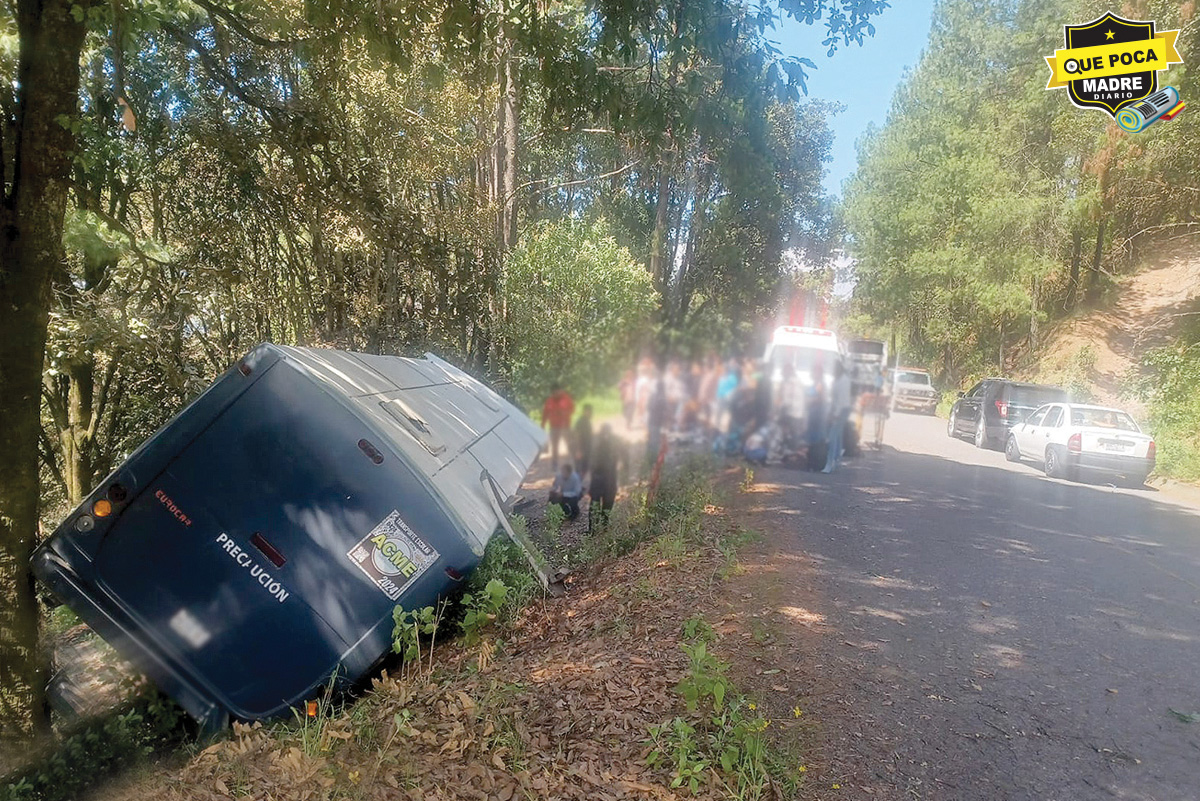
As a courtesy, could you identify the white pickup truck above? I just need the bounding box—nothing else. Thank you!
[891,368,938,415]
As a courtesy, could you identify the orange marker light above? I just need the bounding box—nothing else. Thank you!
[306,700,318,718]
[92,499,113,518]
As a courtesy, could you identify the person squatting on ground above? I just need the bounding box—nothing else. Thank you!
[743,426,769,464]
[541,383,574,468]
[824,362,853,473]
[548,462,583,520]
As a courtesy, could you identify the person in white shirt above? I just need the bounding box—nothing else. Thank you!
[823,362,853,473]
[549,463,583,520]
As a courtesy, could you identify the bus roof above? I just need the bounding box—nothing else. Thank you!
[770,326,840,352]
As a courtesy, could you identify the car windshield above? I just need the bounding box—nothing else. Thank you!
[896,371,930,385]
[848,341,885,357]
[1071,408,1139,432]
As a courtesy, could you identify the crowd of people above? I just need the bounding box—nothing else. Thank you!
[540,385,620,527]
[613,355,866,473]
[538,354,883,527]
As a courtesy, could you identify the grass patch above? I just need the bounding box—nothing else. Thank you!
[574,385,624,421]
[43,606,80,638]
[466,522,545,624]
[647,615,800,799]
[1136,341,1200,482]
[1,689,188,801]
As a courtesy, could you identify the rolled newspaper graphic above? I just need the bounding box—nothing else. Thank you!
[1117,86,1181,132]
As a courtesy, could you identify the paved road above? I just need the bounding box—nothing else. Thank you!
[758,413,1200,800]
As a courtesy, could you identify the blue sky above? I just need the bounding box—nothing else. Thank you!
[773,1,938,197]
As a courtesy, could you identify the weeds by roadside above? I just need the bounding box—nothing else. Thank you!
[646,612,801,799]
[1135,334,1200,481]
[20,456,791,801]
[0,687,186,801]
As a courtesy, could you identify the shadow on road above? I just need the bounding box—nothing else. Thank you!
[734,440,1200,801]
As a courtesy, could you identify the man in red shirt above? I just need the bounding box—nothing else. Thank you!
[541,384,575,468]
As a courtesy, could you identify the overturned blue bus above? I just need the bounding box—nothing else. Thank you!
[32,345,546,732]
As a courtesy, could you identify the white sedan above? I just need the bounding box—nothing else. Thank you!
[1004,403,1156,485]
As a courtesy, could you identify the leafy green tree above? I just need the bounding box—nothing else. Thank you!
[0,0,886,741]
[845,0,1079,381]
[501,219,657,407]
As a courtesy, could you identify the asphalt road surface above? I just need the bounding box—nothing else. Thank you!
[757,412,1200,800]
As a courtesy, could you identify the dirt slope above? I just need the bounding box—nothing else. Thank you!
[81,466,818,801]
[1030,238,1200,415]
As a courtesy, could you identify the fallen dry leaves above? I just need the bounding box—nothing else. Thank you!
[141,524,743,801]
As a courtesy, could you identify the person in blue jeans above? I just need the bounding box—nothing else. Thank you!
[824,362,853,473]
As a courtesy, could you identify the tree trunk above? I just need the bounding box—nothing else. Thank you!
[1029,278,1039,352]
[493,4,519,254]
[1067,227,1082,310]
[1085,216,1106,303]
[487,6,520,381]
[647,167,672,294]
[61,359,98,507]
[998,319,1004,372]
[500,50,519,252]
[0,0,91,738]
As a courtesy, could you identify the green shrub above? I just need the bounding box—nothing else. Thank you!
[501,219,657,408]
[936,389,959,418]
[1,690,187,801]
[466,531,543,624]
[390,605,441,664]
[459,579,509,646]
[1136,343,1200,481]
[647,617,796,800]
[1036,344,1097,403]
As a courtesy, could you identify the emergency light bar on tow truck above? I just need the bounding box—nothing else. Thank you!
[32,345,548,734]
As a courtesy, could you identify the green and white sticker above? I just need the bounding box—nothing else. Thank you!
[347,510,438,600]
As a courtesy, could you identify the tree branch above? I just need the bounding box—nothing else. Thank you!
[38,426,65,496]
[1114,221,1200,250]
[86,355,119,441]
[513,160,641,201]
[190,0,316,49]
[41,374,69,432]
[158,20,289,128]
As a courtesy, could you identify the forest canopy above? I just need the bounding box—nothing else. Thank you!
[0,0,881,738]
[844,0,1200,382]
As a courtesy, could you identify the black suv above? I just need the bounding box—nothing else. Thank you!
[947,379,1069,449]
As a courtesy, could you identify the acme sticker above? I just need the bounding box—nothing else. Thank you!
[347,510,438,601]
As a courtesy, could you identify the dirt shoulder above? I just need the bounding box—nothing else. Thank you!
[83,460,828,801]
[709,473,899,799]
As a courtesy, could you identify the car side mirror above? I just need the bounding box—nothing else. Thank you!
[957,391,965,398]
